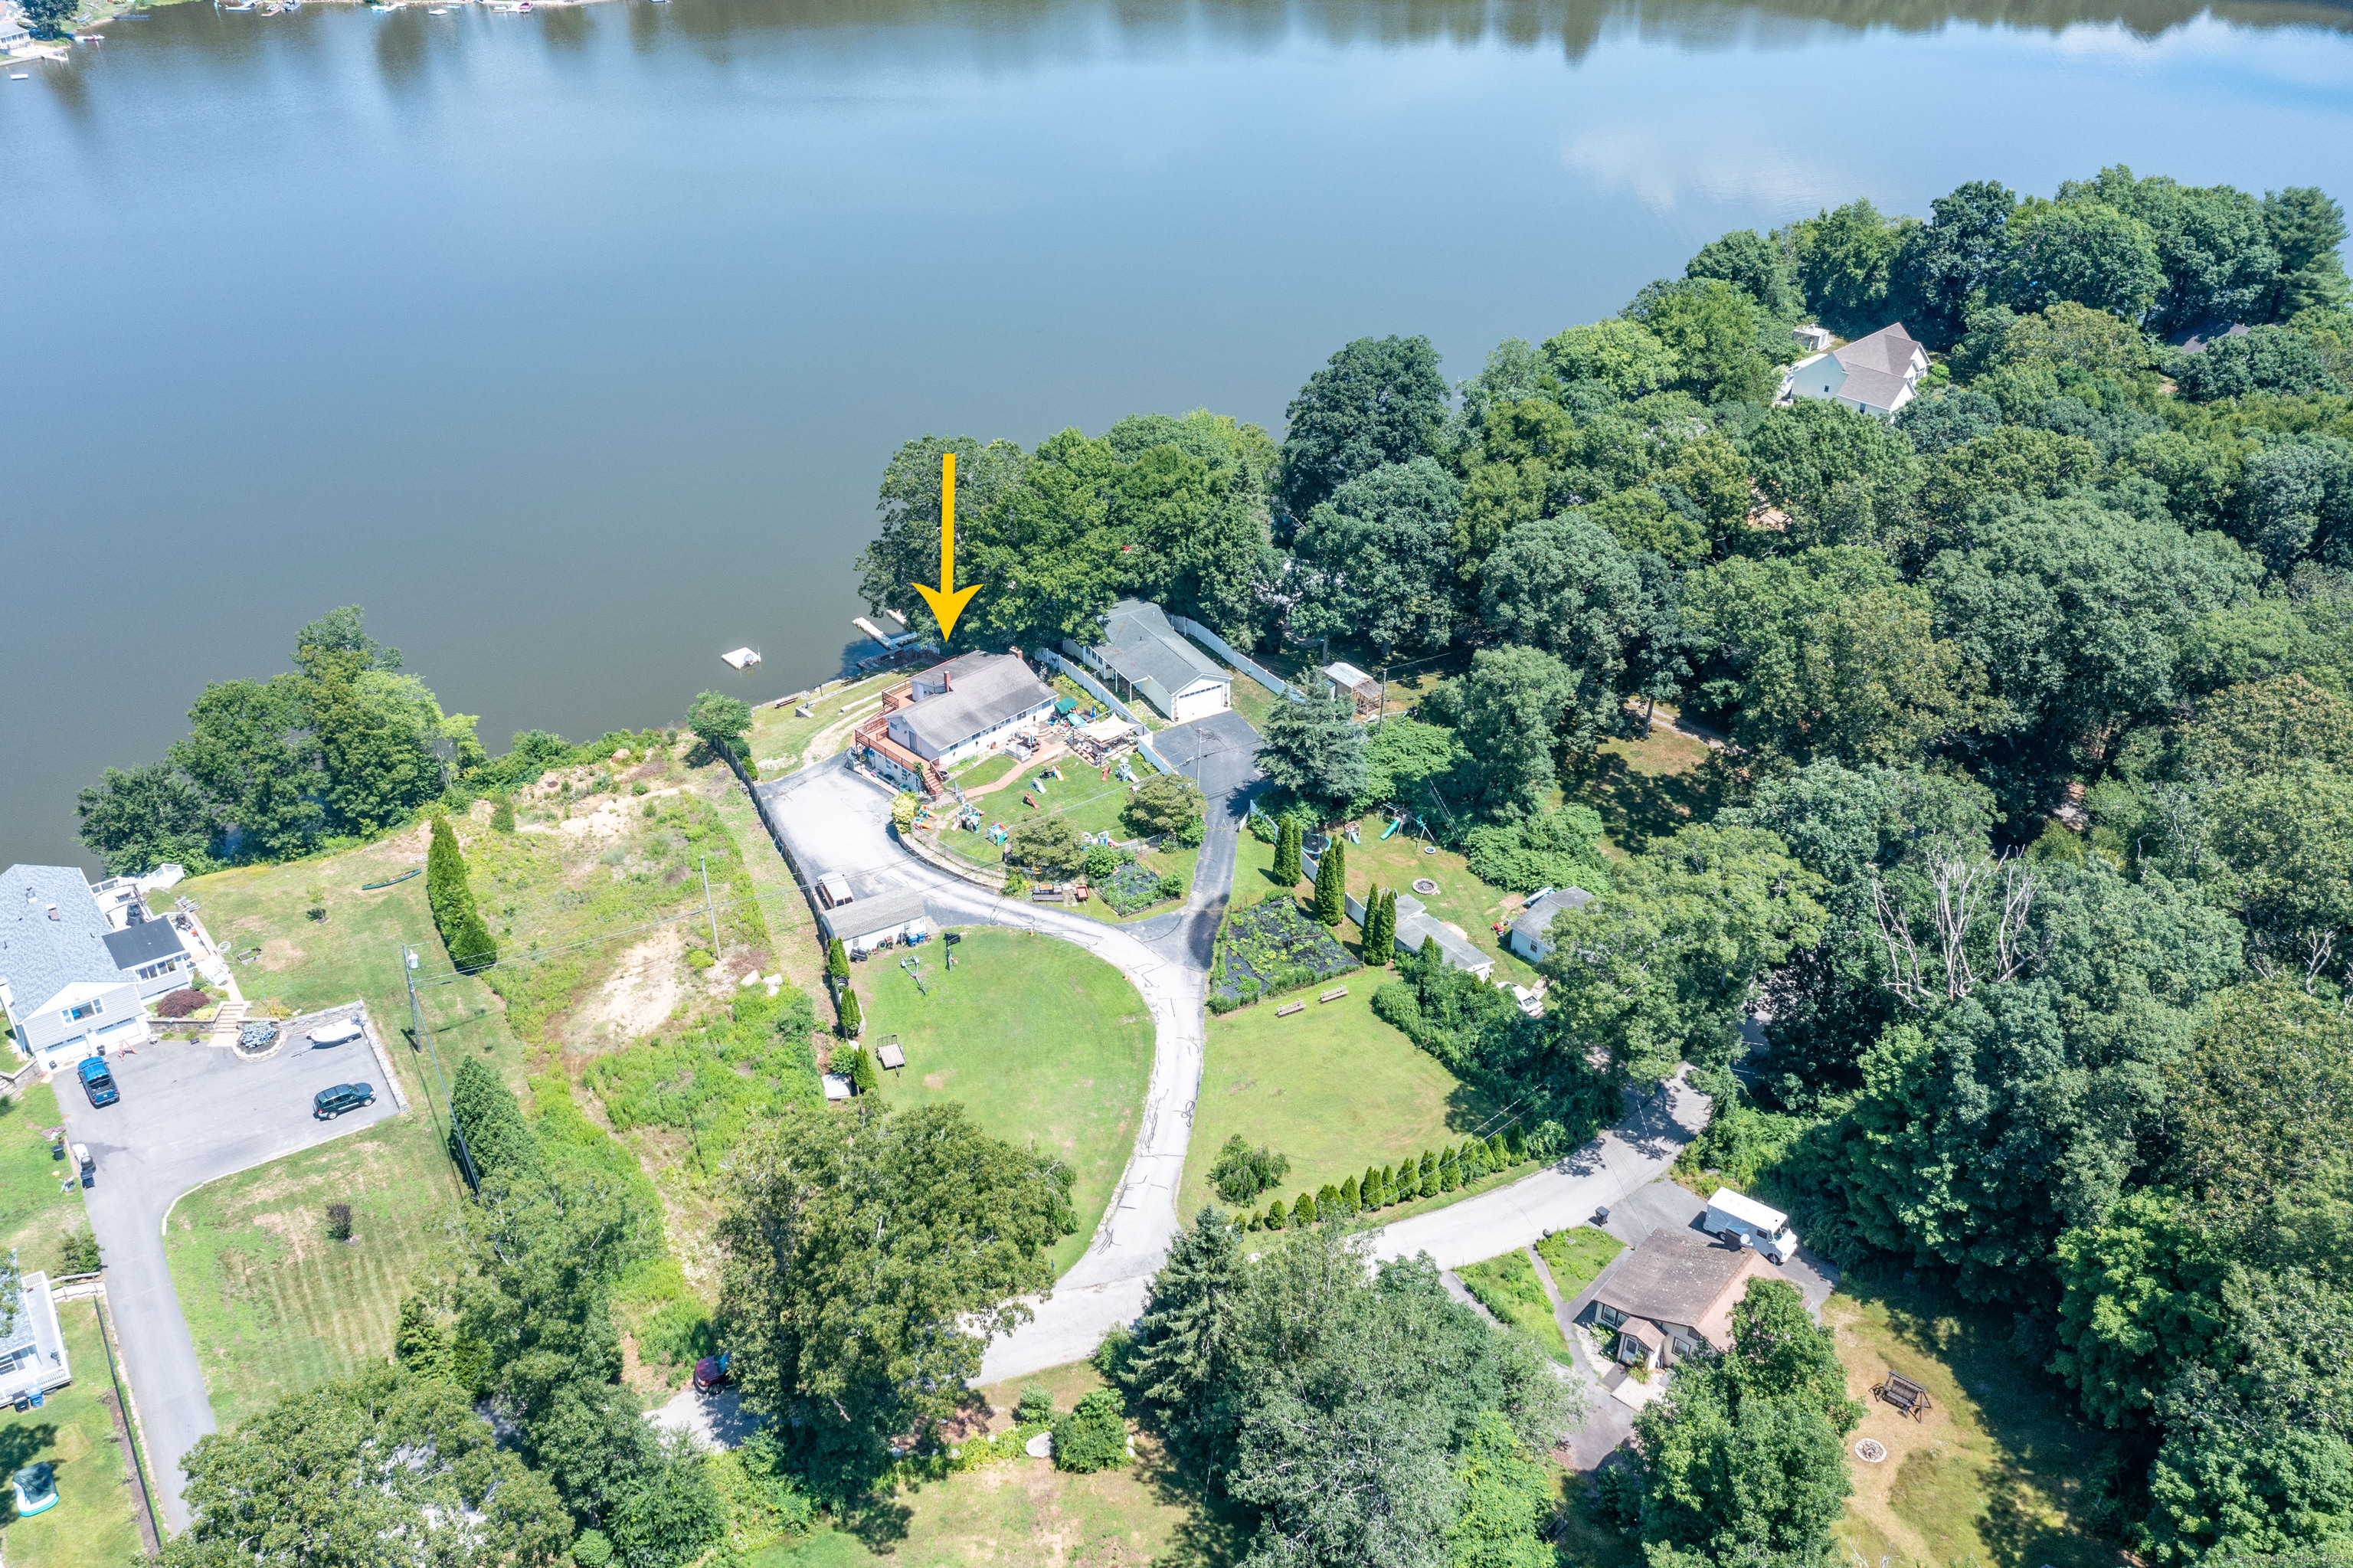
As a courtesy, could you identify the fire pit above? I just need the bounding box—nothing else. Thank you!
[1411,878,1439,896]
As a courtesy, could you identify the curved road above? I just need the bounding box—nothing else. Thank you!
[757,712,1263,1381]
[755,713,1714,1388]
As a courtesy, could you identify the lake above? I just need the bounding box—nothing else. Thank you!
[5,0,2351,867]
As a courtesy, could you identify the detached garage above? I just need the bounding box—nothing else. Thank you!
[818,886,932,959]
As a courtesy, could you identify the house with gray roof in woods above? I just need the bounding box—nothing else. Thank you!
[1779,322,1929,420]
[1507,886,1594,964]
[0,865,158,1075]
[1587,1229,1778,1370]
[1072,600,1231,724]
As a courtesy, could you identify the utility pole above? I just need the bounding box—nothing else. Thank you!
[700,855,721,958]
[406,943,477,1193]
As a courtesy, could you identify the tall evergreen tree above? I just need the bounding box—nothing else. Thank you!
[1339,1175,1360,1214]
[1265,1198,1288,1230]
[1293,1191,1318,1226]
[1419,1151,1438,1199]
[450,1057,540,1183]
[1365,1166,1386,1207]
[1123,1209,1247,1463]
[1312,840,1347,927]
[425,817,498,973]
[826,938,850,985]
[837,989,862,1039]
[1274,818,1303,886]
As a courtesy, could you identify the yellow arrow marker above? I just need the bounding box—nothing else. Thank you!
[911,450,981,641]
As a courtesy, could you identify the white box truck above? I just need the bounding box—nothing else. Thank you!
[1705,1187,1799,1264]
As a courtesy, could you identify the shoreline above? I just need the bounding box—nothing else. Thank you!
[41,0,624,49]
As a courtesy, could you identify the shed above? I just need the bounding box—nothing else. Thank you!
[1323,662,1380,719]
[817,885,931,957]
[1389,895,1492,980]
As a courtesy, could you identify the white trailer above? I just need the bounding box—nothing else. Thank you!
[1704,1187,1800,1264]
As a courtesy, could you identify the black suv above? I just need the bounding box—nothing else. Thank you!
[313,1082,375,1119]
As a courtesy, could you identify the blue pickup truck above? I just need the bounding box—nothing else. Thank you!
[77,1057,119,1108]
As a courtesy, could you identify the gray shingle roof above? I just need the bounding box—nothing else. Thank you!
[1593,1229,1756,1326]
[1832,363,1915,413]
[895,654,1055,754]
[1510,886,1593,944]
[103,918,186,971]
[1834,322,1923,377]
[1391,895,1488,974]
[0,866,127,1018]
[1091,601,1227,712]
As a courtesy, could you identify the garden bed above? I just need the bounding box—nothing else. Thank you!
[1209,897,1358,1010]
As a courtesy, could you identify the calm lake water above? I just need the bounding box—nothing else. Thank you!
[5,0,2353,866]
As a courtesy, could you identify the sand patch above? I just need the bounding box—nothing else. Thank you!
[575,928,689,1043]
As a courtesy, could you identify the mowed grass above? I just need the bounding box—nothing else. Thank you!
[0,1086,97,1279]
[856,928,1154,1275]
[745,671,905,772]
[1456,1248,1573,1365]
[1575,702,1720,858]
[1181,986,1497,1223]
[1334,820,1539,986]
[1536,1226,1625,1299]
[164,1118,453,1430]
[943,767,1137,866]
[748,1439,1241,1568]
[1827,1282,2114,1568]
[0,1299,144,1568]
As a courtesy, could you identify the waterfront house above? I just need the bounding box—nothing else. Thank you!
[0,866,153,1074]
[0,14,32,56]
[1779,322,1929,420]
[854,652,1058,794]
[1073,600,1230,724]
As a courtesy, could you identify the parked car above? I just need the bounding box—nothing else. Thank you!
[693,1352,732,1393]
[77,1058,119,1109]
[1703,1187,1800,1265]
[313,1082,375,1119]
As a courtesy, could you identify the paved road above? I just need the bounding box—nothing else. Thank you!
[1365,1075,1709,1271]
[56,1026,404,1531]
[756,710,1263,1386]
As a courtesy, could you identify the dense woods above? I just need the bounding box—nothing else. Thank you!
[863,165,2353,1563]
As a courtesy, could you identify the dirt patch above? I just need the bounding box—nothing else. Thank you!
[923,1071,951,1090]
[573,928,689,1045]
[260,938,306,971]
[250,1207,330,1267]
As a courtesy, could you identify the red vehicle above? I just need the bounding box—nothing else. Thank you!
[693,1352,731,1393]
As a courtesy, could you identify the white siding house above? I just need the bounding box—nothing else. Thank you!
[0,866,153,1074]
[1075,601,1231,724]
[1779,322,1930,420]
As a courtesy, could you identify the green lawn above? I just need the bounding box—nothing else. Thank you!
[1180,986,1505,1223]
[0,1298,145,1568]
[1828,1282,2115,1567]
[942,768,1140,866]
[855,928,1154,1274]
[1456,1249,1574,1365]
[951,752,1021,790]
[744,671,906,772]
[1572,702,1720,859]
[1535,1226,1625,1300]
[163,1118,453,1431]
[1334,820,1540,987]
[0,1087,96,1280]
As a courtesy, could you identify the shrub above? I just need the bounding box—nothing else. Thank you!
[1083,843,1130,882]
[490,798,517,833]
[826,937,850,982]
[686,948,715,971]
[1292,1190,1318,1226]
[849,1043,882,1095]
[1209,1134,1291,1204]
[156,987,205,1020]
[425,817,497,972]
[1265,1197,1288,1230]
[450,1058,541,1181]
[1052,1390,1130,1473]
[58,1230,99,1275]
[1124,774,1206,846]
[1155,870,1185,901]
[1311,840,1347,926]
[1016,1383,1055,1426]
[573,1530,614,1568]
[837,988,862,1039]
[326,1202,353,1242]
[1008,815,1085,876]
[1274,818,1303,885]
[637,1299,718,1370]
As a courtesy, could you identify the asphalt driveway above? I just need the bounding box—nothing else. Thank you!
[56,1023,404,1530]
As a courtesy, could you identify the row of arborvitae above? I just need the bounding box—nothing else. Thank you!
[1242,1128,1524,1232]
[825,937,862,1039]
[1360,885,1397,961]
[426,816,498,973]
